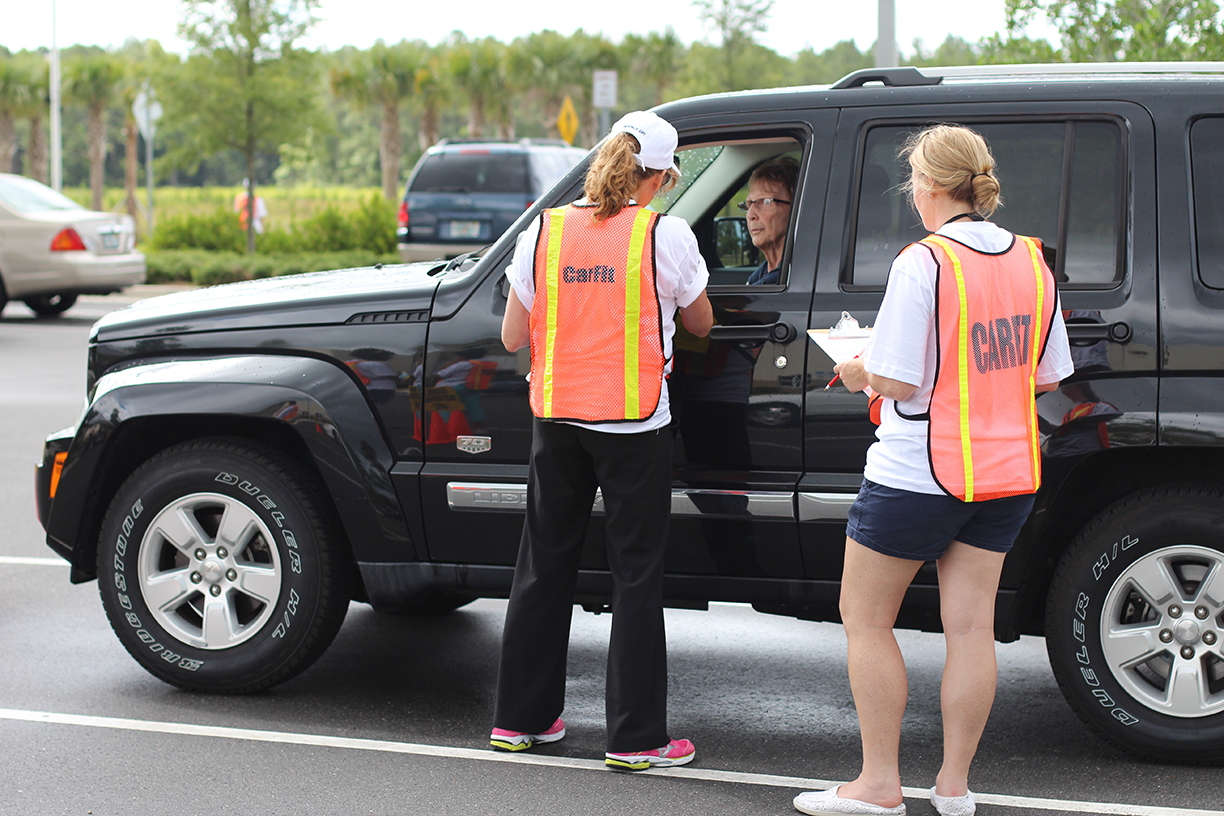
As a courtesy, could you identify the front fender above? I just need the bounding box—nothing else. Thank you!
[43,355,415,581]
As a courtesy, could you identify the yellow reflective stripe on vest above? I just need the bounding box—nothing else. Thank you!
[925,235,975,501]
[540,209,566,417]
[1020,235,1045,490]
[623,209,653,419]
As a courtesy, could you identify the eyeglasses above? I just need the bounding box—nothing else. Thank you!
[737,197,791,211]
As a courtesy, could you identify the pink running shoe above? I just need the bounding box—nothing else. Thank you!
[605,738,696,771]
[489,717,566,752]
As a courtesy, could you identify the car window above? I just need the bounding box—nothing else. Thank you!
[1190,117,1224,290]
[652,138,803,287]
[848,120,1124,289]
[409,151,531,195]
[527,150,588,196]
[0,175,86,213]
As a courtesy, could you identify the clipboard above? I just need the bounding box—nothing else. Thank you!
[807,328,872,365]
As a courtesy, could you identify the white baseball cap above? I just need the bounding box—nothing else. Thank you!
[611,110,681,175]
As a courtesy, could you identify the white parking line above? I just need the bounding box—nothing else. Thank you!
[0,708,1217,815]
[0,556,67,566]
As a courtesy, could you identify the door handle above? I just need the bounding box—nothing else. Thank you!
[1065,321,1131,345]
[707,322,797,344]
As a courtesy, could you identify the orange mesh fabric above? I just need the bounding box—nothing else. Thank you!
[923,234,1056,502]
[528,204,666,423]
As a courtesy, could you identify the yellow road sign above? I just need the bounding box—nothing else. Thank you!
[557,96,580,145]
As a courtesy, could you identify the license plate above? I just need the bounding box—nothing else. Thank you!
[450,220,481,239]
[101,232,120,249]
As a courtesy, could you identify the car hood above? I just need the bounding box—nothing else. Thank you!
[91,263,443,342]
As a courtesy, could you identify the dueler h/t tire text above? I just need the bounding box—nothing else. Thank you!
[96,439,352,692]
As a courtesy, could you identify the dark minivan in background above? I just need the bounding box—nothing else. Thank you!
[396,139,588,262]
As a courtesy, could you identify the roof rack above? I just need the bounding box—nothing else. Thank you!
[832,67,942,89]
[833,61,1224,90]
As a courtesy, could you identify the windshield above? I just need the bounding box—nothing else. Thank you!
[0,175,86,213]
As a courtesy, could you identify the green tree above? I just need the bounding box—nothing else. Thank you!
[510,31,581,140]
[448,35,509,139]
[789,40,872,86]
[64,52,124,210]
[0,56,32,173]
[18,58,50,184]
[413,44,451,150]
[330,39,421,200]
[623,29,686,106]
[693,0,774,91]
[169,0,323,253]
[993,0,1224,61]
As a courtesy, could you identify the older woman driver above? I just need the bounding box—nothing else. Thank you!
[794,125,1073,816]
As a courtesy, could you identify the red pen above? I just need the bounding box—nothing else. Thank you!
[825,354,861,390]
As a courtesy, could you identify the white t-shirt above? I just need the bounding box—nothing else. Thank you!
[863,221,1076,494]
[507,203,710,433]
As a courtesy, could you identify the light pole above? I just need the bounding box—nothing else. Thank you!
[875,0,898,68]
[49,0,63,190]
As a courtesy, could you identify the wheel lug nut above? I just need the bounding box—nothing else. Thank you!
[1159,629,1174,643]
[1196,606,1210,620]
[226,569,237,582]
[1169,605,1183,619]
[190,572,202,584]
[194,549,207,561]
[1181,645,1196,659]
[1205,631,1218,646]
[210,585,222,597]
[217,547,228,559]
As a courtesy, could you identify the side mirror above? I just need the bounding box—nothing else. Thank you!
[714,216,759,268]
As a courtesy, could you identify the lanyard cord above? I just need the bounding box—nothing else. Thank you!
[941,211,985,227]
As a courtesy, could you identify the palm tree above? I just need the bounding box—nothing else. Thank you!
[330,40,422,201]
[625,29,685,105]
[64,53,123,211]
[0,57,32,173]
[510,31,581,140]
[413,45,450,151]
[19,61,50,184]
[448,35,507,139]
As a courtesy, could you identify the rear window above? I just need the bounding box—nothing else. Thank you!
[409,151,531,195]
[1190,117,1224,290]
[527,150,587,196]
[0,175,85,213]
[848,119,1124,290]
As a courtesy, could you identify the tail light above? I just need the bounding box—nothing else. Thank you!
[397,201,409,230]
[51,228,87,252]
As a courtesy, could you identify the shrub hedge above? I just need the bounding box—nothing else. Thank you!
[147,192,397,255]
[146,249,402,286]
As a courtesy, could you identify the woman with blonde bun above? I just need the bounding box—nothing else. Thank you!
[795,124,1073,816]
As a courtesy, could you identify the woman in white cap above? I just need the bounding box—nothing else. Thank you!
[490,110,713,770]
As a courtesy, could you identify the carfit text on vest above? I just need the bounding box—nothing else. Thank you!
[562,264,616,283]
[972,314,1032,373]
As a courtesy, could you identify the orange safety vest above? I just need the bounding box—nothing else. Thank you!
[918,233,1056,502]
[528,204,666,423]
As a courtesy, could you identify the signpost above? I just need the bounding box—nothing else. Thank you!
[132,87,163,235]
[592,70,618,136]
[557,95,580,146]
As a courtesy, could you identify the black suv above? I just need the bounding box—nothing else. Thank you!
[396,139,588,262]
[36,64,1224,765]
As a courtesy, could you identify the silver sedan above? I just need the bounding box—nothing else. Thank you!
[0,173,145,317]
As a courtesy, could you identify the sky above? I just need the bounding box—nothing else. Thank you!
[3,0,1052,59]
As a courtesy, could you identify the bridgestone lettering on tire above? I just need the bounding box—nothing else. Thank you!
[1046,484,1224,763]
[97,439,352,692]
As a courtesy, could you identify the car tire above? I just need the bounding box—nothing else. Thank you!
[1045,483,1224,763]
[96,439,353,693]
[24,293,78,317]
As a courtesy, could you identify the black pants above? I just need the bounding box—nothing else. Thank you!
[493,418,672,752]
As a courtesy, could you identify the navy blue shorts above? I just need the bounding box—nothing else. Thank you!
[846,479,1035,562]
